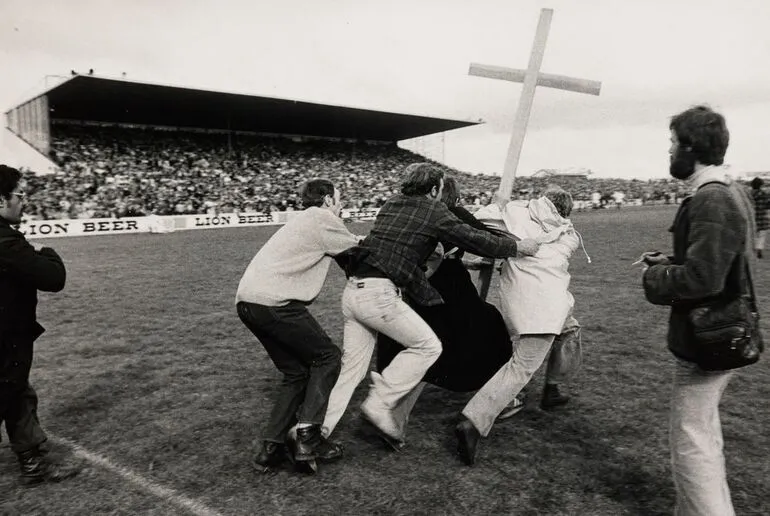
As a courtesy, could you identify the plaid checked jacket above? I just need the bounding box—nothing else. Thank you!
[359,194,519,306]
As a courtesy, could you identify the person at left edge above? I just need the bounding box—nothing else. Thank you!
[0,164,81,486]
[236,178,361,474]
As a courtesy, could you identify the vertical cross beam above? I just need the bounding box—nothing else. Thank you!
[497,8,553,200]
[469,8,601,200]
[468,8,601,301]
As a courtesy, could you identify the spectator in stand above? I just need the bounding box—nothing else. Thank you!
[18,124,689,220]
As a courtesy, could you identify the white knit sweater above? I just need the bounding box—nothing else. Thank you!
[235,207,359,306]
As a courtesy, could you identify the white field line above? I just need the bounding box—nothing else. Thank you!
[51,435,224,516]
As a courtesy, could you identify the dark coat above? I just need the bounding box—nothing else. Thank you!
[0,218,66,384]
[643,181,753,362]
[376,205,512,392]
[376,257,512,392]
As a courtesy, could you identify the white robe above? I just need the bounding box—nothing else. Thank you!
[475,198,579,335]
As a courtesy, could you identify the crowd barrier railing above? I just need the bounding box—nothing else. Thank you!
[19,208,381,239]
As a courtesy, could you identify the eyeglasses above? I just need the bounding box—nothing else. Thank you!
[11,191,26,200]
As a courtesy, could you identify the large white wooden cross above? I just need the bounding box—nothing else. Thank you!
[469,8,602,199]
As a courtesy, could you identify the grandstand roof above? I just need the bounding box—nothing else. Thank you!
[22,75,480,142]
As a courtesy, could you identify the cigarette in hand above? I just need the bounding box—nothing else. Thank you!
[632,251,663,266]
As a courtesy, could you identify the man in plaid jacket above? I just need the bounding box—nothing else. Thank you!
[322,163,539,447]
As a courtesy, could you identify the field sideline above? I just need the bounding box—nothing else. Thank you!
[1,205,769,515]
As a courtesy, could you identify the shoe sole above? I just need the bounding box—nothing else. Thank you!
[454,426,476,466]
[496,402,525,421]
[359,415,404,452]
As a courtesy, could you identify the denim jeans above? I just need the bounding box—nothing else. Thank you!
[463,334,556,436]
[670,359,735,516]
[0,383,47,454]
[322,278,441,437]
[237,301,341,443]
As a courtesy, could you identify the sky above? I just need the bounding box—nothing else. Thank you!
[1,0,769,179]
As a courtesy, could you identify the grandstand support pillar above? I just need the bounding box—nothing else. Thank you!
[226,114,233,155]
[469,8,601,200]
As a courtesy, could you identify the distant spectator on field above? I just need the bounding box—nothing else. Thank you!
[750,177,770,258]
[612,190,625,209]
[235,178,360,475]
[0,164,80,486]
[591,191,601,209]
[641,105,756,515]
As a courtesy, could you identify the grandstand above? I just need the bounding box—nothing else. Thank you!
[4,75,488,219]
[4,75,695,222]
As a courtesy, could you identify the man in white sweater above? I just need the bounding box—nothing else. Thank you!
[236,179,360,475]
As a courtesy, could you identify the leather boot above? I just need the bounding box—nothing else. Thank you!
[314,437,343,463]
[17,448,80,486]
[251,441,287,474]
[455,419,481,466]
[288,425,322,474]
[293,425,323,462]
[541,383,570,410]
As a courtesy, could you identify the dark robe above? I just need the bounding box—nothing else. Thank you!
[375,206,512,392]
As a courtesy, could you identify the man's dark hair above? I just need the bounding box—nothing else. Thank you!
[751,177,764,190]
[300,179,335,208]
[0,165,22,200]
[401,163,444,196]
[669,105,729,166]
[441,176,460,207]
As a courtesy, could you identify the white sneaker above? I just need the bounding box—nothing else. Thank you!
[496,395,525,421]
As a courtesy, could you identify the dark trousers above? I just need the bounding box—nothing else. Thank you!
[0,382,47,455]
[237,301,342,443]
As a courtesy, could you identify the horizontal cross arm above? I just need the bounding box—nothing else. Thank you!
[537,72,601,96]
[469,63,601,96]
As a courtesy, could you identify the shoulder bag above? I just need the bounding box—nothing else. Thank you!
[689,254,763,371]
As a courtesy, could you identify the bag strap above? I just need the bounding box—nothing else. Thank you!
[742,254,759,311]
[725,182,759,311]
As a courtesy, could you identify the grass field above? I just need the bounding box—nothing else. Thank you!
[1,205,769,515]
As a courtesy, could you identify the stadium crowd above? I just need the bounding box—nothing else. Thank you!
[21,123,691,220]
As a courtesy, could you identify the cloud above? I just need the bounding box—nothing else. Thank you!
[3,0,770,180]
